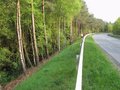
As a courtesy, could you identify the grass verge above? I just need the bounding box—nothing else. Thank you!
[14,40,81,90]
[83,36,120,90]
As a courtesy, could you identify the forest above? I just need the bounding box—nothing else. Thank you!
[0,0,111,87]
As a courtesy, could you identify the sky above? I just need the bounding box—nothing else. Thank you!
[84,0,120,23]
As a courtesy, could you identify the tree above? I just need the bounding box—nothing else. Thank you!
[1,0,101,85]
[31,0,39,65]
[16,0,26,73]
[76,1,106,34]
[113,17,120,35]
[42,0,49,57]
[108,23,113,32]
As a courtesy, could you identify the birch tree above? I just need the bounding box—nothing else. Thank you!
[42,0,49,57]
[16,0,26,73]
[31,0,39,65]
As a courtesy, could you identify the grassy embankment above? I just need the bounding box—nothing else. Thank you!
[83,36,120,90]
[14,39,81,90]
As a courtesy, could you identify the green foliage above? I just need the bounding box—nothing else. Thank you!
[0,48,19,85]
[0,0,20,85]
[113,17,120,35]
[108,23,113,32]
[104,22,113,33]
[0,0,83,84]
[0,0,16,48]
[76,1,106,34]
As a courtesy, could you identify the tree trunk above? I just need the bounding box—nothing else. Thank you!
[29,28,36,66]
[23,44,33,67]
[16,0,26,73]
[22,34,33,67]
[63,18,66,48]
[70,19,73,44]
[76,19,78,36]
[58,18,61,51]
[31,0,39,65]
[77,20,81,36]
[42,0,49,57]
[63,18,66,32]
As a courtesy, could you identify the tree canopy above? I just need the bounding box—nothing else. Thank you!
[113,17,120,35]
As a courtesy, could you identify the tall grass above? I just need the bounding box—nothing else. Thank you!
[83,36,120,90]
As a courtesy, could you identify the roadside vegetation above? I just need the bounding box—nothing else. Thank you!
[14,39,81,90]
[83,36,120,90]
[0,0,107,87]
[106,17,120,35]
[108,33,120,39]
[113,17,120,35]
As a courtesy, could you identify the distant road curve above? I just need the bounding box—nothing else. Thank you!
[93,33,120,65]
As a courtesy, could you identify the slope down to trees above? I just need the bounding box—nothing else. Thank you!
[14,39,81,90]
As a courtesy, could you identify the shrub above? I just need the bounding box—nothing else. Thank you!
[0,48,19,85]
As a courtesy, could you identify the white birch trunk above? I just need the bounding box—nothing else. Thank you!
[16,0,26,73]
[31,0,39,64]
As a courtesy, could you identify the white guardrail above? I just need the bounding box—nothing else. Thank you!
[75,34,91,90]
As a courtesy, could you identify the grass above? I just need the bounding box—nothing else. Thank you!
[83,36,120,90]
[14,39,81,90]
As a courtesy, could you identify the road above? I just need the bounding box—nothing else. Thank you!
[93,33,120,65]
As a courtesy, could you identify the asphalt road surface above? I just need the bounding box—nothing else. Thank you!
[93,33,120,64]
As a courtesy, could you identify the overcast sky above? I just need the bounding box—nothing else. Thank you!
[84,0,120,23]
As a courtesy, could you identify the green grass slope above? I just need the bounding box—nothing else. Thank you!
[83,36,120,90]
[14,40,81,90]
